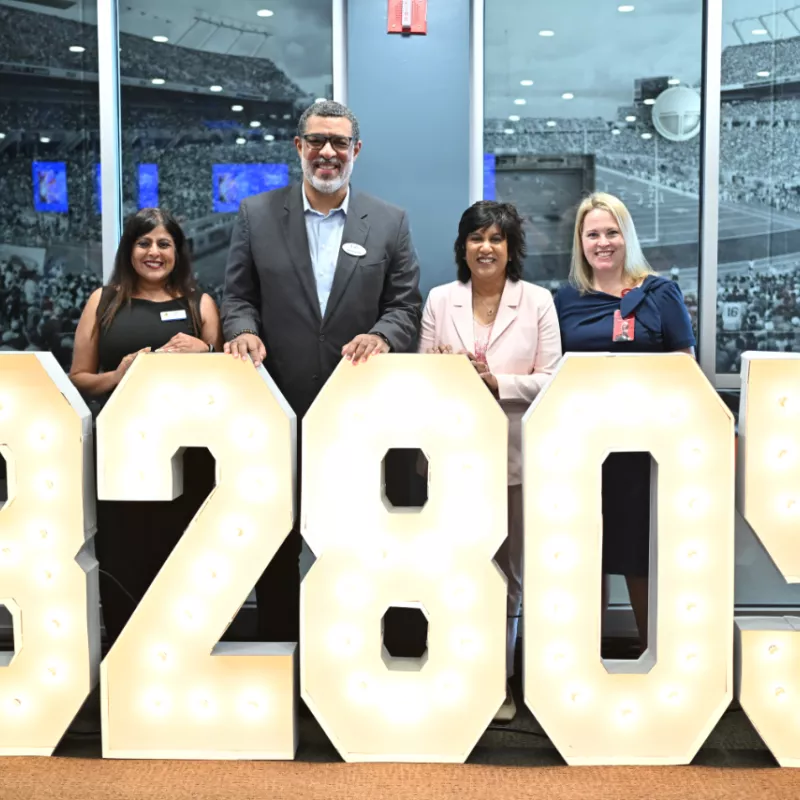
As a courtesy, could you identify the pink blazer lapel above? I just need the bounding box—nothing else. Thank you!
[488,278,522,349]
[451,281,474,354]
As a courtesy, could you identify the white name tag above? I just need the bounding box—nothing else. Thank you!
[160,310,187,322]
[342,242,367,257]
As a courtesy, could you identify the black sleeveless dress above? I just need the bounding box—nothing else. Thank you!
[94,289,215,646]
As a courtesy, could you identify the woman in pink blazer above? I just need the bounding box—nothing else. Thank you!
[419,201,562,722]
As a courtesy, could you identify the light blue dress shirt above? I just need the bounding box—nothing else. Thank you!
[303,188,349,316]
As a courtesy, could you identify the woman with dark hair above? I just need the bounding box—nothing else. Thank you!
[70,208,222,646]
[418,200,562,722]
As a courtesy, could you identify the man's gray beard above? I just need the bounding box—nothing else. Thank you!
[302,157,352,194]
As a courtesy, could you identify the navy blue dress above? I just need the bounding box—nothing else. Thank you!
[554,275,696,576]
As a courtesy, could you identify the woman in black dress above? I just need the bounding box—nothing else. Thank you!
[70,208,223,646]
[554,193,695,652]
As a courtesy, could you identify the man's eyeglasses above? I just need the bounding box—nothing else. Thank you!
[301,133,354,152]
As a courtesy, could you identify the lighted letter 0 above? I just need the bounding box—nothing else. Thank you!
[301,357,508,761]
[523,353,734,765]
[98,354,297,759]
[736,353,800,767]
[0,353,100,755]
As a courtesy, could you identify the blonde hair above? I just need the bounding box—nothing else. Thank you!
[569,192,653,293]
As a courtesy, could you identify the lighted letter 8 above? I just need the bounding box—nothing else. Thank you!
[0,353,100,755]
[736,353,800,767]
[97,354,297,759]
[523,354,734,765]
[301,357,508,761]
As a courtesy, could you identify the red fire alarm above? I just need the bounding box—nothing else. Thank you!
[388,0,427,35]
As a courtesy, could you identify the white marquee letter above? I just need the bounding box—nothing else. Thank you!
[523,353,735,765]
[98,354,296,759]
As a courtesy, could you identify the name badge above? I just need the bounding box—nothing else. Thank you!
[342,242,367,257]
[160,310,187,322]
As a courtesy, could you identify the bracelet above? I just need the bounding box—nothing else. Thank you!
[373,332,392,351]
[232,329,259,339]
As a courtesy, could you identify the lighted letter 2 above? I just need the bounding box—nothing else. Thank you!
[97,354,297,759]
[0,353,100,755]
[301,356,508,762]
[523,353,735,765]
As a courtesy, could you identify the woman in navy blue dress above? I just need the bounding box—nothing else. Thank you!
[555,192,695,652]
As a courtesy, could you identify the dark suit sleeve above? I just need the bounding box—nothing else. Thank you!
[369,211,422,352]
[221,200,262,341]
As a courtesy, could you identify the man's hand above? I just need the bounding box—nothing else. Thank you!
[341,333,389,365]
[224,333,267,367]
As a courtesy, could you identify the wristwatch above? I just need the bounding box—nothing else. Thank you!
[374,332,392,351]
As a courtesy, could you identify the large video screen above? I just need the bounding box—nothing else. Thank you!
[32,161,68,213]
[212,163,290,213]
[138,163,159,208]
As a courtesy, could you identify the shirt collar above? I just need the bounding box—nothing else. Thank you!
[303,185,350,217]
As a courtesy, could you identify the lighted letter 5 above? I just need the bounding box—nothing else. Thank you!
[301,356,508,762]
[736,353,800,767]
[523,353,734,765]
[0,353,100,755]
[97,354,296,759]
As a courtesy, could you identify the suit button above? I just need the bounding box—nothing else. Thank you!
[319,334,326,342]
[312,374,319,381]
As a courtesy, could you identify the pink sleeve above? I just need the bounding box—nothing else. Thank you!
[417,295,437,354]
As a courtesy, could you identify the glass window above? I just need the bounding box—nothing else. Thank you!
[119,1,334,309]
[484,3,703,332]
[0,0,101,370]
[716,1,800,375]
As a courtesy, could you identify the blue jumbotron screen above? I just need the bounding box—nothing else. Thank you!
[483,154,496,201]
[32,161,68,213]
[212,163,289,213]
[96,163,160,213]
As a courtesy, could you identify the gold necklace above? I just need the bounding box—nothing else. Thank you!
[474,295,501,318]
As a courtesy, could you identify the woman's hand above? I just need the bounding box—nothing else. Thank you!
[426,344,454,354]
[465,351,490,375]
[480,371,499,396]
[113,347,151,384]
[157,332,210,354]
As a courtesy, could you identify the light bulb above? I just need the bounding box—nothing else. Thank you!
[327,624,363,657]
[768,644,781,658]
[143,688,171,717]
[237,467,276,503]
[451,626,481,659]
[662,687,682,705]
[679,540,706,569]
[238,691,269,720]
[774,685,788,703]
[347,673,376,706]
[190,692,217,719]
[29,422,55,450]
[434,671,464,705]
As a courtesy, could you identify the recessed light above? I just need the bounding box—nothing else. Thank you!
[625,114,637,122]
[210,85,223,92]
[282,113,291,120]
[236,137,246,144]
[508,115,520,122]
[611,128,621,135]
[0,133,5,140]
[546,120,557,127]
[231,104,243,112]
[264,134,275,141]
[314,97,327,103]
[151,78,165,85]
[520,79,534,86]
[69,45,85,53]
[562,92,574,100]
[618,4,635,11]
[503,128,515,134]
[257,9,274,17]
[641,132,653,139]
[152,35,169,43]
[250,121,262,128]
[269,114,278,119]
[514,98,526,105]
[668,78,680,85]
[757,70,771,77]
[539,30,555,37]
[752,28,768,35]
[40,136,51,143]
[643,98,655,105]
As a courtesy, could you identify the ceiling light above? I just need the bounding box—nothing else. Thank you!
[752,28,768,35]
[39,136,50,143]
[520,79,534,86]
[503,128,515,134]
[757,70,771,77]
[546,120,557,127]
[539,30,555,37]
[508,114,520,121]
[151,78,165,85]
[250,121,262,128]
[314,97,326,103]
[618,4,635,11]
[231,104,243,112]
[210,85,223,92]
[668,78,680,85]
[0,133,5,140]
[562,92,574,100]
[643,98,655,105]
[236,137,246,145]
[69,45,85,53]
[264,134,275,141]
[641,132,653,139]
[611,128,621,135]
[625,114,636,122]
[514,98,526,105]
[152,35,169,43]
[257,9,274,17]
[282,113,291,119]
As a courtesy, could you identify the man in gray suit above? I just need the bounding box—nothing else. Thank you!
[222,100,422,643]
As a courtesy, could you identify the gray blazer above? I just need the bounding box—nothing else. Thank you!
[221,183,422,417]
